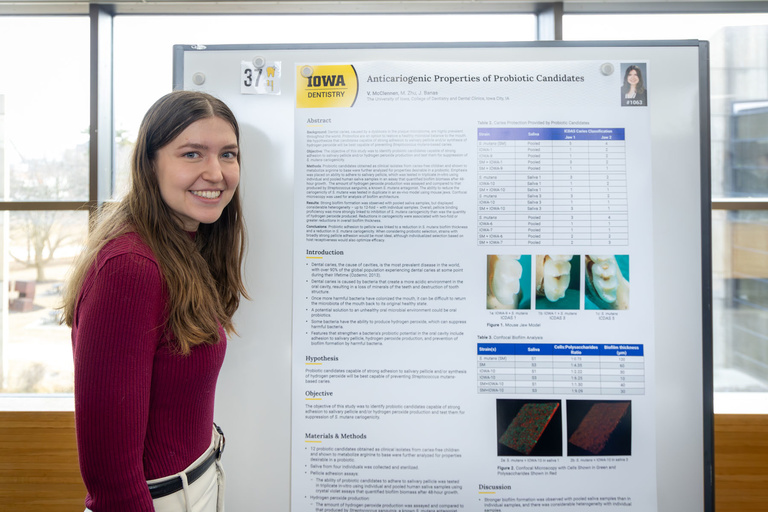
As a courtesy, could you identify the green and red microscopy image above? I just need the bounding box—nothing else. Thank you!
[567,400,632,456]
[496,400,562,456]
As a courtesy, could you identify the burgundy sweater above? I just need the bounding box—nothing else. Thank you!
[71,232,226,511]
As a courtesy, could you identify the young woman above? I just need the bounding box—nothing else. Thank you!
[63,90,248,511]
[621,64,648,106]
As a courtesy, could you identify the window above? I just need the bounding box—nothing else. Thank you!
[0,12,535,399]
[565,13,768,398]
[2,210,88,393]
[2,6,765,408]
[0,16,90,201]
[0,16,90,396]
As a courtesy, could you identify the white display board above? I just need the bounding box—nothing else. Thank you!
[174,42,713,512]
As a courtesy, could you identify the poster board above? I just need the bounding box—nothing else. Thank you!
[174,41,713,512]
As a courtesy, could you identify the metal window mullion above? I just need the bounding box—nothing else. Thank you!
[536,2,563,41]
[89,4,115,220]
[563,1,768,15]
[5,1,768,16]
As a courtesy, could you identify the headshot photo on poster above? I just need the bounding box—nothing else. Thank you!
[620,63,648,107]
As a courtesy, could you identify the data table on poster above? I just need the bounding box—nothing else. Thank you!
[476,343,645,396]
[477,128,628,247]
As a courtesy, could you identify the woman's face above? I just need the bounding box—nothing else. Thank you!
[626,69,640,86]
[154,116,240,231]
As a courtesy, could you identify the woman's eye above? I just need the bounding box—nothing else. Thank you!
[183,152,200,159]
[222,151,238,159]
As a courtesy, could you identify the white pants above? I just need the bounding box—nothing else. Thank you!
[86,427,225,512]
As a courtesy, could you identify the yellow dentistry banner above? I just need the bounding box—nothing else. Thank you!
[296,64,358,108]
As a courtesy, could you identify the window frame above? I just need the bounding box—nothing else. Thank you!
[0,0,762,416]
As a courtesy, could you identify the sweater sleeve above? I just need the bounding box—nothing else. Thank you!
[73,251,166,511]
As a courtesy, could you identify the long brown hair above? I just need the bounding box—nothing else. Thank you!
[622,64,646,95]
[63,90,248,354]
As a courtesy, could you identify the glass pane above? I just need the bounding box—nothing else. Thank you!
[730,102,768,197]
[565,13,768,399]
[713,209,768,392]
[0,16,90,201]
[564,13,768,41]
[564,13,768,199]
[113,14,536,195]
[1,210,88,393]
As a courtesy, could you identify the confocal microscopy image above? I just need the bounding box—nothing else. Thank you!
[585,255,630,310]
[487,255,531,309]
[496,399,562,456]
[567,400,632,456]
[534,255,580,310]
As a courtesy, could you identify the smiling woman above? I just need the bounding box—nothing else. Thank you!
[620,64,647,106]
[154,116,240,231]
[60,91,248,511]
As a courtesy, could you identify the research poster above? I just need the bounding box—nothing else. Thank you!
[291,60,655,511]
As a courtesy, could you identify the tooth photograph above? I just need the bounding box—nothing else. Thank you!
[535,255,581,310]
[584,255,630,310]
[487,254,531,310]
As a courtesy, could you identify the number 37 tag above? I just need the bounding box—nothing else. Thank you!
[241,60,281,95]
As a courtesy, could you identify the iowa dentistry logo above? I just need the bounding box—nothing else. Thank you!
[296,65,359,108]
